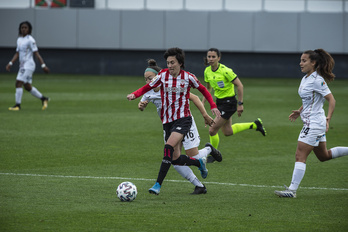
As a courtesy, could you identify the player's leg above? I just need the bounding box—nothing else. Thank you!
[149,117,192,195]
[173,165,207,194]
[183,117,219,160]
[330,147,348,159]
[275,127,317,198]
[22,70,49,110]
[313,140,348,161]
[173,117,209,176]
[229,118,266,136]
[208,116,226,148]
[275,141,312,198]
[9,72,25,110]
[178,122,207,194]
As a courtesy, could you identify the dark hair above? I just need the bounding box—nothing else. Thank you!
[19,21,32,35]
[164,47,185,69]
[303,49,335,82]
[204,48,221,66]
[146,59,162,73]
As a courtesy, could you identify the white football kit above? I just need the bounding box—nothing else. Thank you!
[141,88,200,150]
[297,71,331,146]
[16,35,38,83]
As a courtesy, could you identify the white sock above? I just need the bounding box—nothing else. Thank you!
[173,165,204,187]
[30,86,43,99]
[331,147,348,159]
[289,162,306,191]
[15,87,23,104]
[192,147,211,159]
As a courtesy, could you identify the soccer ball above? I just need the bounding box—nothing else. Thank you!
[116,182,137,202]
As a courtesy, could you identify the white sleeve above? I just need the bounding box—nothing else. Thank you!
[30,36,38,52]
[140,95,148,102]
[149,74,161,88]
[314,77,331,97]
[16,38,20,52]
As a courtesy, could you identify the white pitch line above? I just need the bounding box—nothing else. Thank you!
[1,172,347,191]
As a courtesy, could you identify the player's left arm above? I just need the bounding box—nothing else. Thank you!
[232,77,244,117]
[189,93,214,127]
[324,93,336,132]
[197,84,220,118]
[34,51,49,73]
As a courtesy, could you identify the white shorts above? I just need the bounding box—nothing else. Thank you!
[298,126,326,147]
[182,117,200,150]
[163,116,200,150]
[16,68,34,84]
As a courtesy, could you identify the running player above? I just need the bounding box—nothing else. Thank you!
[6,21,50,111]
[202,48,266,162]
[138,59,222,194]
[127,47,220,195]
[274,49,348,198]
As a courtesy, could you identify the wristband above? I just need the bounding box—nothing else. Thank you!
[238,101,243,105]
[41,63,46,68]
[9,61,13,66]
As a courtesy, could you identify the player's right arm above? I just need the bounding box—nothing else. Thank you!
[127,83,153,101]
[289,105,303,122]
[6,52,19,71]
[138,96,149,111]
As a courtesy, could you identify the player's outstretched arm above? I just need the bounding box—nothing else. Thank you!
[127,83,153,101]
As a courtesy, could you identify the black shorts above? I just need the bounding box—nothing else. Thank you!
[216,96,237,120]
[163,116,192,142]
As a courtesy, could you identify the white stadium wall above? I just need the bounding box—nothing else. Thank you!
[0,2,347,77]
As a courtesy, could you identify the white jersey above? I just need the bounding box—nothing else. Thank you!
[149,68,201,124]
[16,35,38,70]
[141,89,162,117]
[298,71,331,129]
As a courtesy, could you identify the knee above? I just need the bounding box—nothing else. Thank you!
[317,155,331,162]
[295,153,306,163]
[209,128,218,136]
[24,86,32,91]
[15,82,23,88]
[223,131,233,136]
[314,150,332,162]
[163,144,174,161]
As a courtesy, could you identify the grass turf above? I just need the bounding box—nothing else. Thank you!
[0,73,347,232]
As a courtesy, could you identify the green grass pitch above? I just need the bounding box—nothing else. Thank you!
[0,73,347,231]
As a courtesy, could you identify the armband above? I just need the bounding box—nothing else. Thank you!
[9,61,13,66]
[41,64,46,68]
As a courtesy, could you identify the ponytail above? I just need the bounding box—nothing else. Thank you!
[304,49,335,82]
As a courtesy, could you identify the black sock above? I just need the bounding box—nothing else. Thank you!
[172,155,200,167]
[156,144,174,185]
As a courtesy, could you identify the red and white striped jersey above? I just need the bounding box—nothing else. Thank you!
[149,68,201,124]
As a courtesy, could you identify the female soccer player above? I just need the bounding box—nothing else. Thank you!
[127,47,220,195]
[274,49,348,198]
[6,21,50,111]
[138,59,222,194]
[202,48,266,162]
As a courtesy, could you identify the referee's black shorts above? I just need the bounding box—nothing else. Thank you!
[163,116,192,142]
[216,96,237,120]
